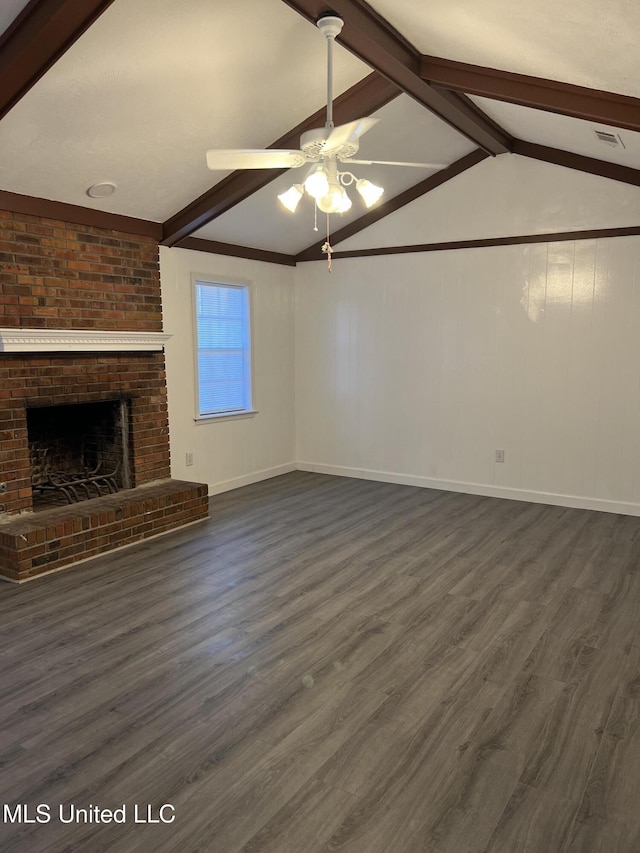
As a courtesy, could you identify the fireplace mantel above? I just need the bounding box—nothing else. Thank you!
[0,328,171,353]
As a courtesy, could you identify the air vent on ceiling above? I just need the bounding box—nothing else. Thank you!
[594,130,626,148]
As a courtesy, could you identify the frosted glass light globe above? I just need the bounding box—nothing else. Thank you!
[356,178,384,207]
[304,169,329,200]
[316,182,347,213]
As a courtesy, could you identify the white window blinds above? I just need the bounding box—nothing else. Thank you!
[195,281,252,416]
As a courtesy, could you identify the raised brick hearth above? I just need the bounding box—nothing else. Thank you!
[0,480,208,582]
[0,209,208,581]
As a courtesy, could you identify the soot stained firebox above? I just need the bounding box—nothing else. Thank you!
[26,400,131,510]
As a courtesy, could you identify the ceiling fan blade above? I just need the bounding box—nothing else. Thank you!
[342,158,446,168]
[322,117,379,154]
[206,149,308,170]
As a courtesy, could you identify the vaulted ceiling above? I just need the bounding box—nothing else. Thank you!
[1,0,639,265]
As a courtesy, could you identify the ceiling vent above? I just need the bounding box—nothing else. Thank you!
[594,130,626,148]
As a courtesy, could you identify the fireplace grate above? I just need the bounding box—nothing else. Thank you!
[31,443,120,504]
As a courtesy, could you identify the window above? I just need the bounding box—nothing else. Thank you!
[194,279,253,418]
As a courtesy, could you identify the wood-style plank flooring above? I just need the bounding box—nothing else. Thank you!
[2,471,640,852]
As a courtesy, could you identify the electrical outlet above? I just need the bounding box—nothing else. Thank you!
[186,452,194,467]
[495,449,505,463]
[0,482,6,493]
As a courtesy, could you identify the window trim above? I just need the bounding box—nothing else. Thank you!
[191,274,256,423]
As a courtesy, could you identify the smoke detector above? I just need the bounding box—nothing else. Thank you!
[87,181,117,198]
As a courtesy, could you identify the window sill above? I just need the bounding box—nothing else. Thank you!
[194,410,258,424]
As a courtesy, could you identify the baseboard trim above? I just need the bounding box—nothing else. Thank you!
[295,462,640,517]
[208,463,297,495]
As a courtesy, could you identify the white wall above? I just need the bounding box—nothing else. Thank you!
[160,246,296,493]
[295,157,640,515]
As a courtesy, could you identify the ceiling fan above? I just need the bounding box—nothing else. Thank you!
[205,14,444,220]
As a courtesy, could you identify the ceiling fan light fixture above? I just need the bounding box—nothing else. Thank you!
[278,184,304,213]
[304,165,330,200]
[356,178,384,208]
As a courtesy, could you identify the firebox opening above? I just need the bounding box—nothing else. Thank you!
[27,399,132,510]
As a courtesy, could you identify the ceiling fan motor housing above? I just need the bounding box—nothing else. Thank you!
[300,127,359,159]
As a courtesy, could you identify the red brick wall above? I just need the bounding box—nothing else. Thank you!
[0,210,161,330]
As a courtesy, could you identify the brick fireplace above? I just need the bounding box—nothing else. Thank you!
[0,209,208,582]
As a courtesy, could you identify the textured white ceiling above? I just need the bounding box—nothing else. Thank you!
[339,155,640,251]
[369,0,640,97]
[0,0,369,221]
[471,98,640,170]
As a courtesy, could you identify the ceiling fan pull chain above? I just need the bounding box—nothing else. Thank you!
[321,240,334,272]
[322,213,333,272]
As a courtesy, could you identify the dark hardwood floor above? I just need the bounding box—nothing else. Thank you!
[2,471,640,852]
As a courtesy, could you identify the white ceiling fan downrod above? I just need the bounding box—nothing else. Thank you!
[316,15,344,271]
[317,15,344,129]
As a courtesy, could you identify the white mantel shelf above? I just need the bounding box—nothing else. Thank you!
[0,328,172,353]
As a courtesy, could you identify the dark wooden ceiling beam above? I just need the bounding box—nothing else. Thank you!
[0,189,162,238]
[513,140,640,187]
[161,72,399,247]
[178,237,296,267]
[421,55,640,133]
[0,0,116,121]
[296,149,488,261]
[281,0,512,155]
[328,226,640,261]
